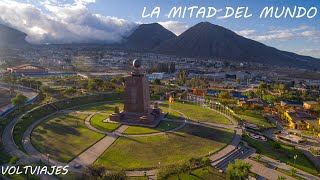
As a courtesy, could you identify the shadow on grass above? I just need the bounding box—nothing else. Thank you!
[176,124,235,144]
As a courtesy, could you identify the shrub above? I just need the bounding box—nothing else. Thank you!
[9,157,20,165]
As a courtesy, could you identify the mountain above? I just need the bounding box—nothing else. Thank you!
[123,23,176,50]
[155,22,320,69]
[0,24,28,48]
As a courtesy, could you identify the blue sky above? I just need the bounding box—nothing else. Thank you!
[2,0,320,58]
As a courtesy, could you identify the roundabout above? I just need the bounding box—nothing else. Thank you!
[2,97,241,178]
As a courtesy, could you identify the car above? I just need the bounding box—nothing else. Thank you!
[74,164,82,168]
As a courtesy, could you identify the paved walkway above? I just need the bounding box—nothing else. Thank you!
[257,154,320,180]
[68,125,128,169]
[244,159,294,180]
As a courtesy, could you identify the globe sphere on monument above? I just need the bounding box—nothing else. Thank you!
[133,59,142,68]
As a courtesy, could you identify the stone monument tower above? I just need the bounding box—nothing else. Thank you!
[109,59,164,127]
[123,59,151,114]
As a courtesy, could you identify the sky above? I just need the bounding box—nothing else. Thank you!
[0,0,320,58]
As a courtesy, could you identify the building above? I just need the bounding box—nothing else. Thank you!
[280,100,303,110]
[238,98,267,108]
[283,110,319,130]
[303,101,319,110]
[193,88,207,96]
[7,64,48,73]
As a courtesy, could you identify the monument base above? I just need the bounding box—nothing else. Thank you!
[106,108,166,128]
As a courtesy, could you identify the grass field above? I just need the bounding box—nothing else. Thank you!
[31,113,104,162]
[90,113,121,132]
[70,101,123,113]
[95,124,234,170]
[238,114,274,128]
[243,135,319,176]
[161,108,184,120]
[123,121,182,135]
[160,101,231,124]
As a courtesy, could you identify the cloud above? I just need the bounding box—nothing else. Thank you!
[235,29,256,37]
[299,49,320,58]
[158,21,188,35]
[0,0,137,44]
[235,26,320,42]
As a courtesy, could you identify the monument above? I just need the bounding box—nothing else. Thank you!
[109,59,165,127]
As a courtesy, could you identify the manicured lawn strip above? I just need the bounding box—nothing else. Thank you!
[95,124,234,170]
[91,114,121,132]
[51,93,123,110]
[31,113,104,162]
[243,135,319,176]
[70,102,123,113]
[124,121,182,135]
[161,101,231,124]
[167,166,225,180]
[238,114,274,128]
[13,105,57,152]
[161,107,184,120]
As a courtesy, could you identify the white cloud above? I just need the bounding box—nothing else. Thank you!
[158,21,188,35]
[0,0,137,44]
[299,49,320,58]
[235,29,256,37]
[235,26,320,42]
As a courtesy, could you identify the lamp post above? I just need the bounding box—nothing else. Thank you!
[294,155,297,164]
[47,154,50,165]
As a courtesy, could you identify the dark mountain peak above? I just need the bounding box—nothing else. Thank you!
[0,24,28,48]
[0,24,27,36]
[124,23,176,50]
[155,22,320,69]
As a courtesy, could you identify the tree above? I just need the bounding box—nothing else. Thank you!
[236,78,240,85]
[219,91,231,99]
[277,176,287,180]
[105,169,127,180]
[39,85,51,94]
[154,78,161,85]
[255,154,263,162]
[11,93,28,107]
[176,70,188,86]
[290,168,297,176]
[86,164,106,179]
[226,159,252,180]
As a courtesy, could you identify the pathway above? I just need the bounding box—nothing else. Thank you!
[68,125,128,169]
[244,158,294,180]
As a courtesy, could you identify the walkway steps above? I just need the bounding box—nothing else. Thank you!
[214,146,254,171]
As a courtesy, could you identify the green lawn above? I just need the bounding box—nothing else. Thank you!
[95,124,234,170]
[161,108,184,120]
[90,113,121,132]
[160,101,231,124]
[31,113,104,162]
[70,101,123,113]
[243,135,319,176]
[124,121,183,135]
[167,166,225,180]
[13,105,57,152]
[238,114,274,128]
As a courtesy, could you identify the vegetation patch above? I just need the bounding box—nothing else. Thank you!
[31,113,104,162]
[161,101,231,124]
[95,124,234,170]
[124,121,182,135]
[242,135,319,176]
[90,113,121,132]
